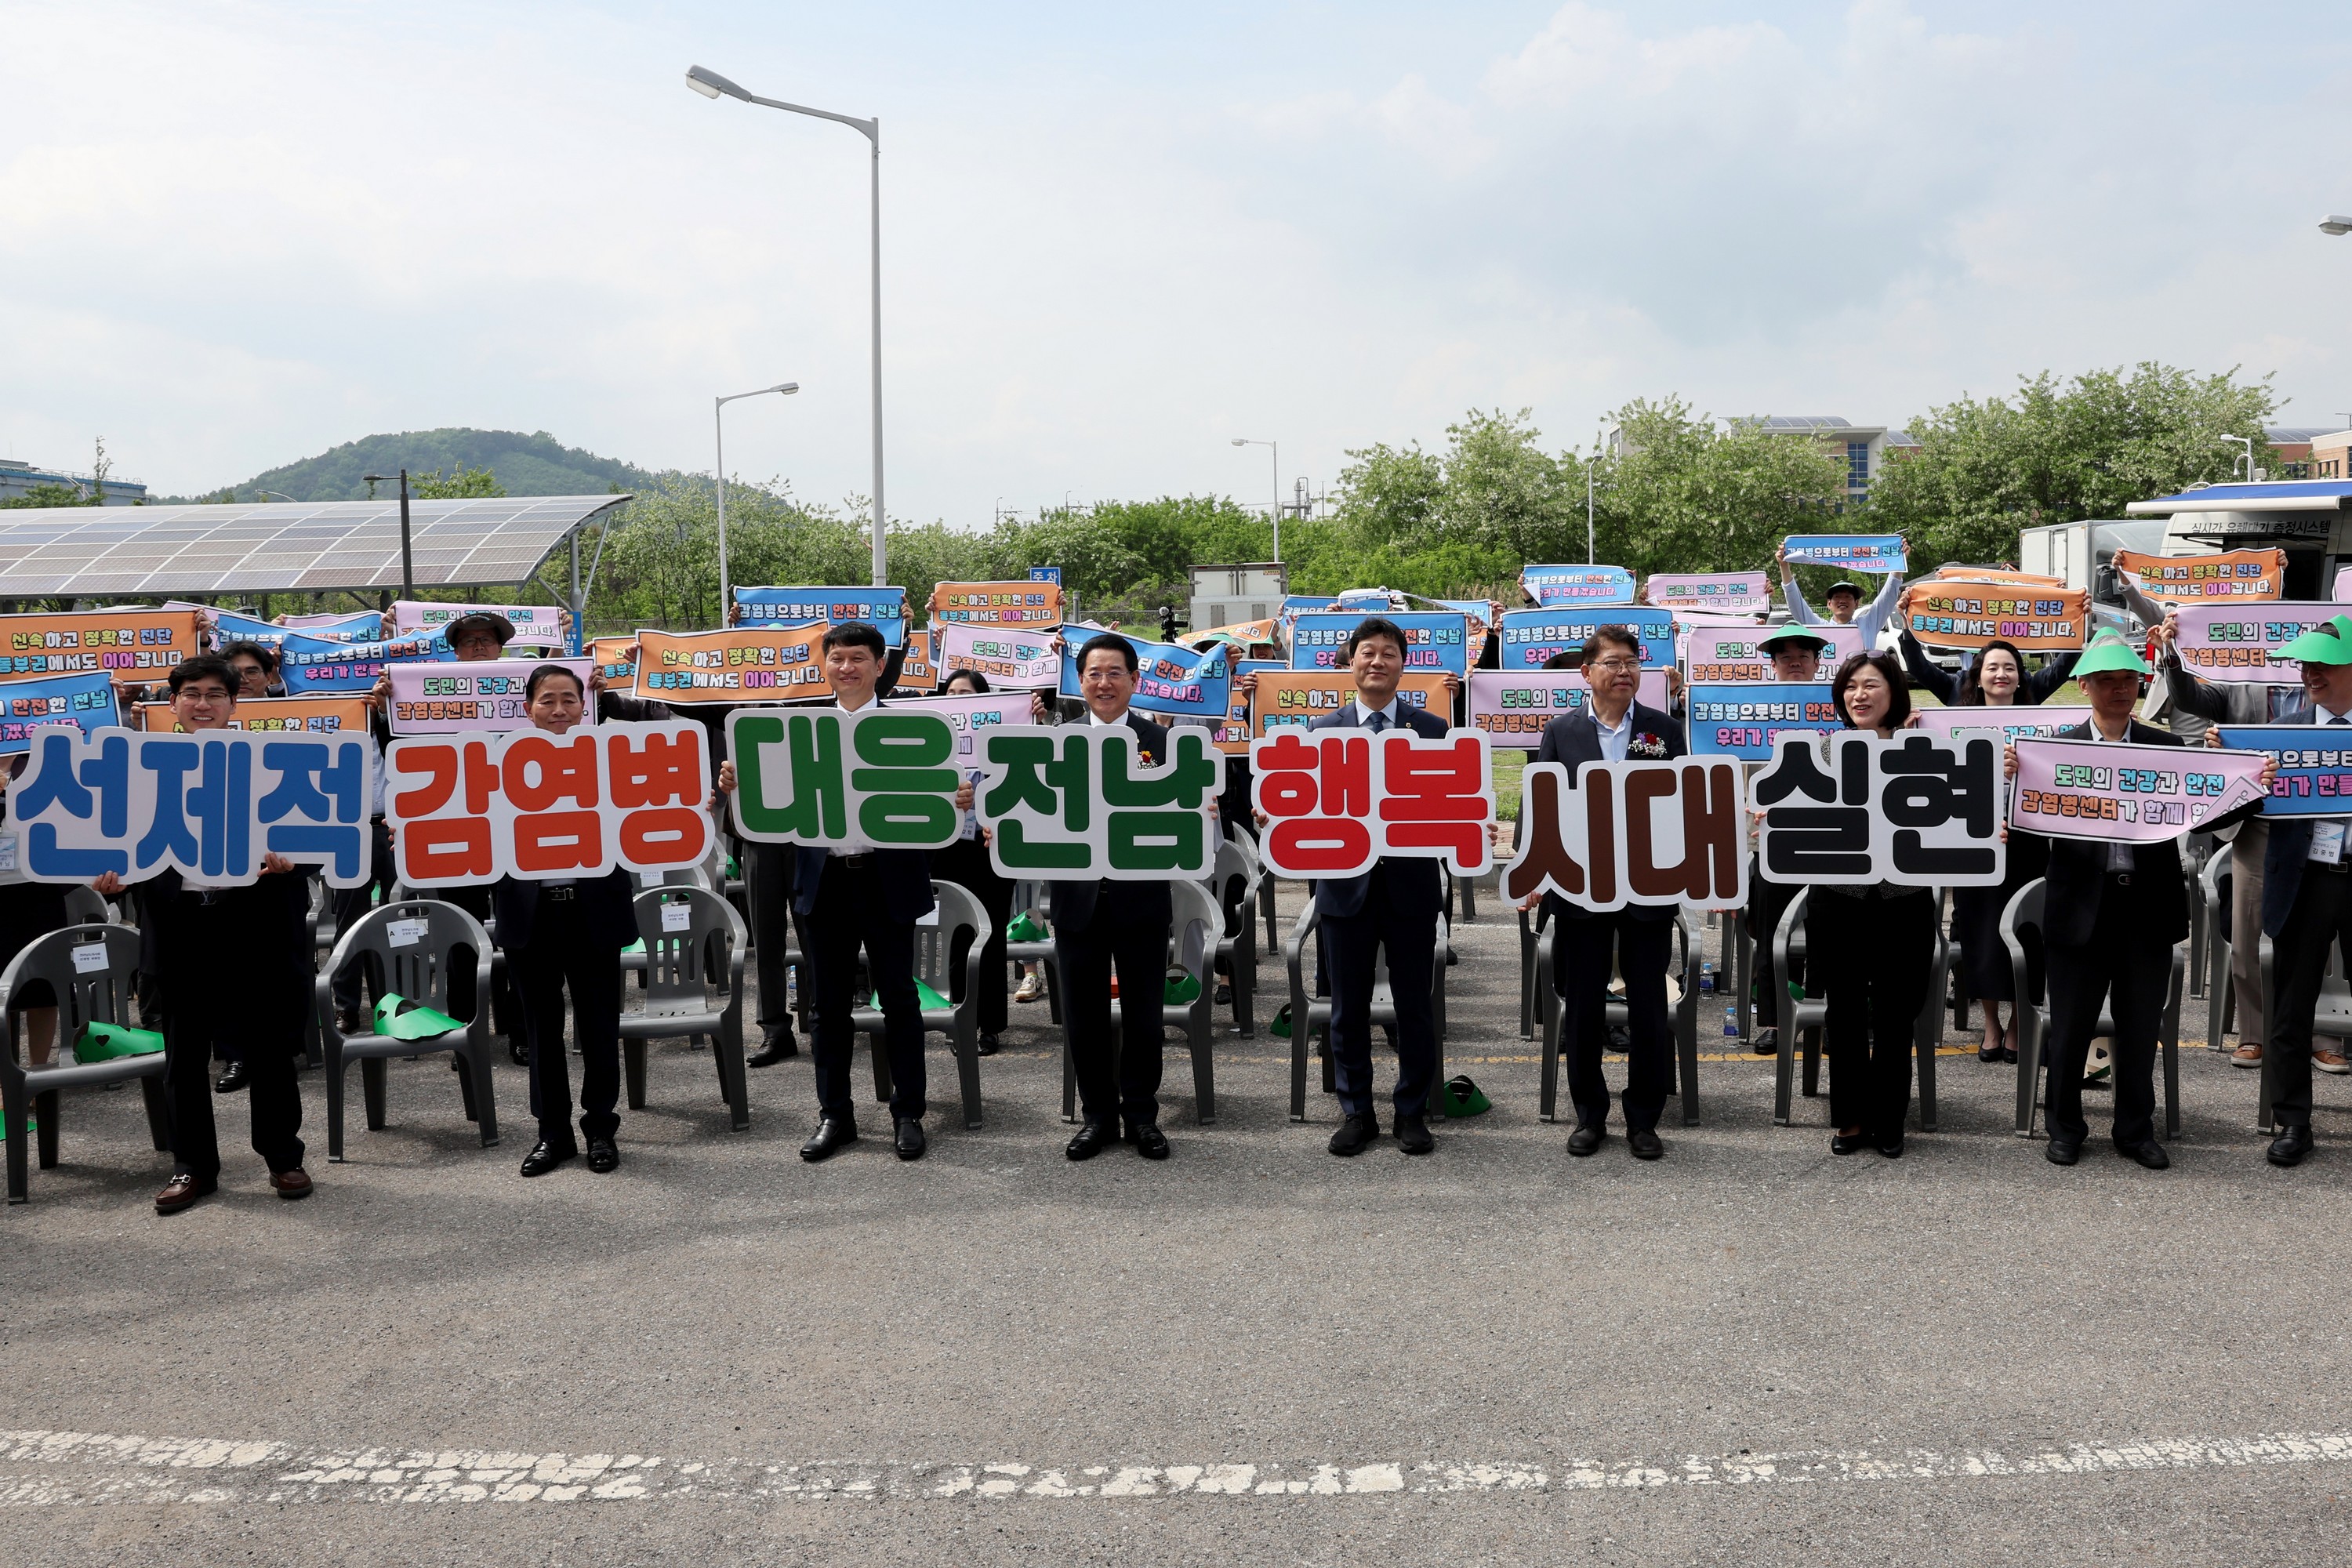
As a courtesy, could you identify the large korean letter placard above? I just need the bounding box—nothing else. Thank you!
[2010,737,2268,842]
[14,728,378,887]
[2216,726,2352,816]
[1502,760,1748,913]
[1247,730,1494,880]
[976,724,1221,880]
[385,720,713,885]
[727,707,960,851]
[1753,731,2005,887]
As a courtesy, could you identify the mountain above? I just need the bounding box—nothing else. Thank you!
[183,428,662,503]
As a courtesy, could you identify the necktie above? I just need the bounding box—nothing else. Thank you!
[1366,711,1388,734]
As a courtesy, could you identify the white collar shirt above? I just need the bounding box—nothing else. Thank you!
[1353,697,1403,732]
[1592,706,1632,764]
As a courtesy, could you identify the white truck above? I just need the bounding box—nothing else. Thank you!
[2016,517,2169,640]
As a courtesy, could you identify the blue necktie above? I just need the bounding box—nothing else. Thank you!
[1367,711,1388,734]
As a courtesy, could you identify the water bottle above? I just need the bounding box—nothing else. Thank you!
[1699,960,1715,993]
[1722,1005,1737,1038]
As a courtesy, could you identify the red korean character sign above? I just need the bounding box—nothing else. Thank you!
[386,718,713,886]
[1247,730,1495,880]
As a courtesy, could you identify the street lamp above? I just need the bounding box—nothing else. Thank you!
[714,381,798,619]
[687,64,888,589]
[361,470,414,599]
[2321,216,2352,235]
[2217,433,2256,482]
[1231,437,1279,561]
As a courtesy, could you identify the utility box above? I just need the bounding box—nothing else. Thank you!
[1188,563,1287,634]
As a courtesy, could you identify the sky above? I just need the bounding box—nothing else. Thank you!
[5,0,2351,521]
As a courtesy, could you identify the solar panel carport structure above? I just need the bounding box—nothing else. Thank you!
[0,495,631,601]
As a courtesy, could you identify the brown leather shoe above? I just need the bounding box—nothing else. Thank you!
[154,1172,216,1215]
[2232,1044,2263,1069]
[270,1168,314,1200]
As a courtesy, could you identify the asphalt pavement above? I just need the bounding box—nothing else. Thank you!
[5,879,2352,1566]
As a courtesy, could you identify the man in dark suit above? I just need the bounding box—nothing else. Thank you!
[1517,625,1684,1160]
[1054,632,1177,1162]
[2254,615,2352,1167]
[2012,633,2265,1170]
[496,862,638,1174]
[1307,616,1450,1157]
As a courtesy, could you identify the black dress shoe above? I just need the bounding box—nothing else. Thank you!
[1214,983,1232,1005]
[1978,1043,2005,1064]
[2045,1135,2082,1166]
[586,1137,619,1173]
[519,1139,576,1178]
[1566,1123,1605,1157]
[746,1031,799,1068]
[2268,1123,2314,1167]
[975,1033,1001,1058]
[1065,1120,1112,1161]
[1128,1121,1171,1160]
[213,1060,249,1094]
[1627,1127,1664,1161]
[799,1116,858,1163]
[1328,1113,1379,1156]
[1876,1134,1905,1160]
[2115,1137,2169,1171]
[1393,1113,1433,1156]
[1752,1026,1779,1057]
[1607,1024,1632,1051]
[334,1007,364,1036]
[895,1118,927,1161]
[1830,1130,1869,1156]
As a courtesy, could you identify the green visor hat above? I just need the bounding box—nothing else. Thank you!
[2071,632,2149,679]
[2277,616,2352,666]
[1756,626,1832,655]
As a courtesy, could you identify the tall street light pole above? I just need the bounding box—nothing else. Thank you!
[714,382,799,619]
[362,469,414,599]
[1231,437,1279,561]
[688,64,887,587]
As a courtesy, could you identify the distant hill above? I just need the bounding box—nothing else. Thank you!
[181,428,661,502]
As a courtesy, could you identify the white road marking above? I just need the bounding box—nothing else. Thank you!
[2,1427,2350,1506]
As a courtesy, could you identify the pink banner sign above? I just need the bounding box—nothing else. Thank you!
[1646,572,1772,615]
[2009,737,2270,843]
[390,601,568,649]
[1908,706,2094,745]
[1683,623,1864,683]
[894,690,1036,760]
[1465,670,1671,750]
[935,622,1061,688]
[2170,602,2352,684]
[387,658,597,735]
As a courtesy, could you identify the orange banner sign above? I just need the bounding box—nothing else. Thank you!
[2111,547,2286,603]
[590,635,639,686]
[633,625,831,704]
[1926,564,2065,587]
[928,580,1062,627]
[1898,580,2092,652]
[1247,670,1452,739]
[139,695,373,734]
[0,609,205,686]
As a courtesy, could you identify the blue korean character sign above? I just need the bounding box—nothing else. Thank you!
[0,670,119,755]
[1288,612,1471,678]
[726,708,963,850]
[1782,534,1907,573]
[1497,608,1676,670]
[12,728,378,887]
[731,586,910,648]
[278,627,455,693]
[975,724,1221,880]
[1519,565,1636,607]
[1684,684,1838,761]
[2216,727,2352,816]
[1058,634,1232,720]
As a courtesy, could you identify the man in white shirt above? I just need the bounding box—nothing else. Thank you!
[1777,539,1906,648]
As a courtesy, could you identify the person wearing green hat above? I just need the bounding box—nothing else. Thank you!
[2254,614,2352,1166]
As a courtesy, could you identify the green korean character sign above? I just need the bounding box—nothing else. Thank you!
[727,708,962,848]
[977,724,1221,880]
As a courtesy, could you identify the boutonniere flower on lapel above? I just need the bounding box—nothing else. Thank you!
[1631,732,1669,757]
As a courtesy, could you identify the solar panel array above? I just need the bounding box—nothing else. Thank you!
[0,495,631,597]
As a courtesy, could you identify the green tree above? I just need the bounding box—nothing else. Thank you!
[1592,397,1849,583]
[0,482,96,510]
[408,464,506,499]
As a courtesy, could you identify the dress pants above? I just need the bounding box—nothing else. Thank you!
[1552,908,1672,1131]
[1813,888,1935,1142]
[931,837,1013,1037]
[439,882,521,1040]
[156,890,305,1181]
[744,840,801,1044]
[2044,882,2169,1147]
[1745,858,1804,1029]
[1322,866,1438,1120]
[2269,860,2352,1127]
[510,892,626,1149]
[808,857,926,1124]
[329,819,399,1016]
[2228,822,2267,1051]
[1055,887,1171,1129]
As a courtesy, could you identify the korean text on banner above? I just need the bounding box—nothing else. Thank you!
[0,610,205,687]
[1682,623,1863,682]
[1218,659,1285,754]
[937,622,1061,687]
[2172,604,2352,684]
[0,670,117,754]
[895,691,1033,760]
[727,707,962,851]
[389,601,566,648]
[2111,548,2286,604]
[1752,731,2005,887]
[732,586,909,647]
[386,720,712,886]
[1503,759,1748,913]
[1431,600,1497,666]
[1644,572,1773,615]
[1249,730,1494,880]
[13,728,379,887]
[929,580,1062,627]
[2009,737,2268,842]
[277,628,452,694]
[212,608,381,652]
[1288,611,1471,677]
[1058,635,1230,720]
[2216,727,2352,816]
[1898,580,2092,652]
[1498,608,1676,670]
[1910,706,2096,745]
[139,696,372,735]
[278,610,384,637]
[1249,670,1451,739]
[1684,684,1838,761]
[1782,534,1907,573]
[1519,564,1636,608]
[1466,670,1671,749]
[590,637,637,687]
[894,627,939,691]
[388,658,597,735]
[633,625,829,704]
[975,724,1221,881]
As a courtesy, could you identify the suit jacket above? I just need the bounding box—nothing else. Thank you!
[1048,710,1173,936]
[2262,706,2348,938]
[140,867,314,1053]
[1308,699,1450,920]
[1530,700,1686,924]
[494,863,639,953]
[2031,720,2197,948]
[778,696,939,923]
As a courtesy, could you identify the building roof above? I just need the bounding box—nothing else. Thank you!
[1749,416,1854,431]
[0,495,630,597]
[2125,480,2352,515]
[2267,426,2341,444]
